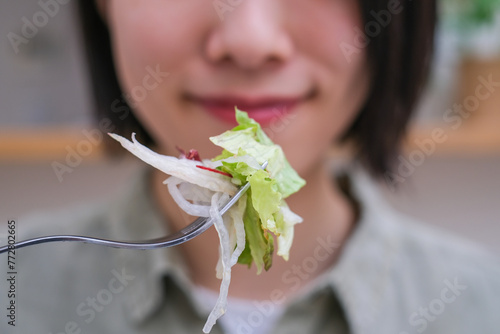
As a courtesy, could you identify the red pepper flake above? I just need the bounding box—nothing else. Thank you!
[187,150,201,162]
[196,165,232,178]
[176,146,202,162]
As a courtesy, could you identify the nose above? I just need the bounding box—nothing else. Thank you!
[206,1,294,70]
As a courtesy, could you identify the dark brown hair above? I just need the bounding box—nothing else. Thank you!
[78,0,436,176]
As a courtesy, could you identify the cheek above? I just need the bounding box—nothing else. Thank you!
[288,0,369,128]
[288,0,365,66]
[106,1,223,154]
[271,3,369,175]
[108,2,211,89]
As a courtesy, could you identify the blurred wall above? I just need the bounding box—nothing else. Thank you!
[0,0,91,126]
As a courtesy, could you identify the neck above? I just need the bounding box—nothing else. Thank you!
[151,159,355,301]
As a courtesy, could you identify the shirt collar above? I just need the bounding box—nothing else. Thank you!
[324,165,404,333]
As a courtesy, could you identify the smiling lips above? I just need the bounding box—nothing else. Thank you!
[189,95,303,126]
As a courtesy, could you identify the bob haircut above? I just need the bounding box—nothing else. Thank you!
[77,0,436,177]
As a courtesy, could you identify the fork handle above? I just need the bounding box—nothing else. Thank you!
[0,215,210,253]
[0,161,263,253]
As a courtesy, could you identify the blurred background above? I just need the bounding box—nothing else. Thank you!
[0,0,499,253]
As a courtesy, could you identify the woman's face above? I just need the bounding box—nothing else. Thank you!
[104,0,370,178]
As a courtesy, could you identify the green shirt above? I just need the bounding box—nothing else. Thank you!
[1,166,499,333]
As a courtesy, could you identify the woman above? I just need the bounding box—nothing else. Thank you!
[2,0,498,333]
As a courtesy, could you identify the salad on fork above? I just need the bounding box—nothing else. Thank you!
[110,108,305,333]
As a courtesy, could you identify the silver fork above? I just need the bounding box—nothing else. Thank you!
[0,161,266,254]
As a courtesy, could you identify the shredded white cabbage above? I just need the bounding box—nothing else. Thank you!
[109,133,237,195]
[110,133,245,333]
[164,177,212,217]
[203,192,231,332]
[228,196,246,267]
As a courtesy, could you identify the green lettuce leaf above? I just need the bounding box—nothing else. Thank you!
[210,108,305,271]
[242,193,274,274]
[211,108,305,198]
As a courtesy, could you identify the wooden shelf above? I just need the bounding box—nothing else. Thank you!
[1,121,499,162]
[405,123,500,155]
[0,127,105,162]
